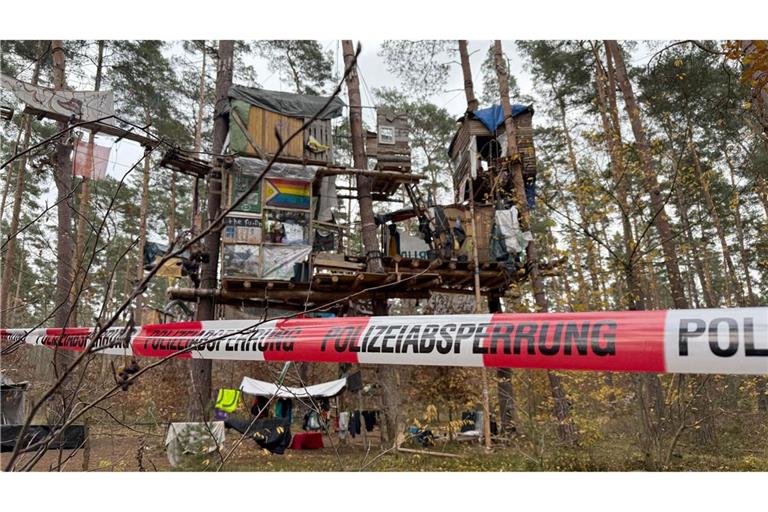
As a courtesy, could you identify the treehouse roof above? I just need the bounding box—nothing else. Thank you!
[228,85,346,120]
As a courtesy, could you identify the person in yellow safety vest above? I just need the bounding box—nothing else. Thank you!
[215,389,242,413]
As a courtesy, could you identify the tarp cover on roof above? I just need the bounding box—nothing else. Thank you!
[239,376,347,398]
[228,85,345,120]
[471,104,532,133]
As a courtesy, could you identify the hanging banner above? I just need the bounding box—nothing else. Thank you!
[263,177,311,210]
[1,74,115,125]
[73,138,112,180]
[2,308,766,375]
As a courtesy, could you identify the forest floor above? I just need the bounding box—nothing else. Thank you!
[4,428,767,472]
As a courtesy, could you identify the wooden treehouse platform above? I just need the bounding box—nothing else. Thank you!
[165,254,567,310]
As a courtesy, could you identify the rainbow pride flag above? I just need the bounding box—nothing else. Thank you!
[263,177,311,210]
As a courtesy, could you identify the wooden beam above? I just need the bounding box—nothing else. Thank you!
[315,167,425,182]
[24,106,155,145]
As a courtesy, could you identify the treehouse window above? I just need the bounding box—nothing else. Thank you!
[378,126,395,145]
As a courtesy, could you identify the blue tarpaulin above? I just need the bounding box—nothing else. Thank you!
[472,104,531,133]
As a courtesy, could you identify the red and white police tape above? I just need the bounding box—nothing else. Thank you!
[2,308,766,374]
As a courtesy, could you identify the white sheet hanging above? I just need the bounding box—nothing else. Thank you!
[239,376,347,398]
[494,207,532,254]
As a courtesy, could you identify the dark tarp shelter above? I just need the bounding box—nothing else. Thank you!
[228,86,345,120]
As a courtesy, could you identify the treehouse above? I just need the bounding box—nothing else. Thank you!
[449,104,537,205]
[163,89,556,313]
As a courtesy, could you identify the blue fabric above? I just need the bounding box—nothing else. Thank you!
[472,104,530,133]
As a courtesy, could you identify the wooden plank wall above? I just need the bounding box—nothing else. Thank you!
[514,111,537,177]
[304,119,333,163]
[245,106,304,159]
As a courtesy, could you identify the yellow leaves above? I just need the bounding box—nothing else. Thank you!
[674,58,684,68]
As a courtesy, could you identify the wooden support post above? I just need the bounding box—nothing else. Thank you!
[468,179,493,452]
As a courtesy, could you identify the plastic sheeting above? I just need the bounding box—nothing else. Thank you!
[316,175,337,223]
[164,421,225,467]
[235,157,318,181]
[240,376,347,398]
[471,104,532,133]
[228,85,345,120]
[494,207,532,254]
[261,245,312,280]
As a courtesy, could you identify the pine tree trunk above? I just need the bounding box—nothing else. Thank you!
[188,40,233,421]
[458,40,479,112]
[605,40,688,310]
[490,297,518,434]
[72,40,104,327]
[556,96,600,308]
[672,169,716,308]
[169,180,177,245]
[0,43,44,328]
[689,140,743,306]
[724,150,756,306]
[593,42,644,310]
[756,176,768,221]
[0,116,26,227]
[134,143,151,325]
[191,45,207,235]
[342,40,399,446]
[49,40,77,427]
[494,40,578,446]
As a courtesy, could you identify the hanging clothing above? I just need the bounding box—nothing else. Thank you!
[275,398,293,423]
[252,396,270,418]
[215,388,241,414]
[338,411,350,439]
[303,410,321,431]
[346,371,363,393]
[348,411,361,437]
[453,218,466,248]
[524,175,536,209]
[362,410,377,432]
